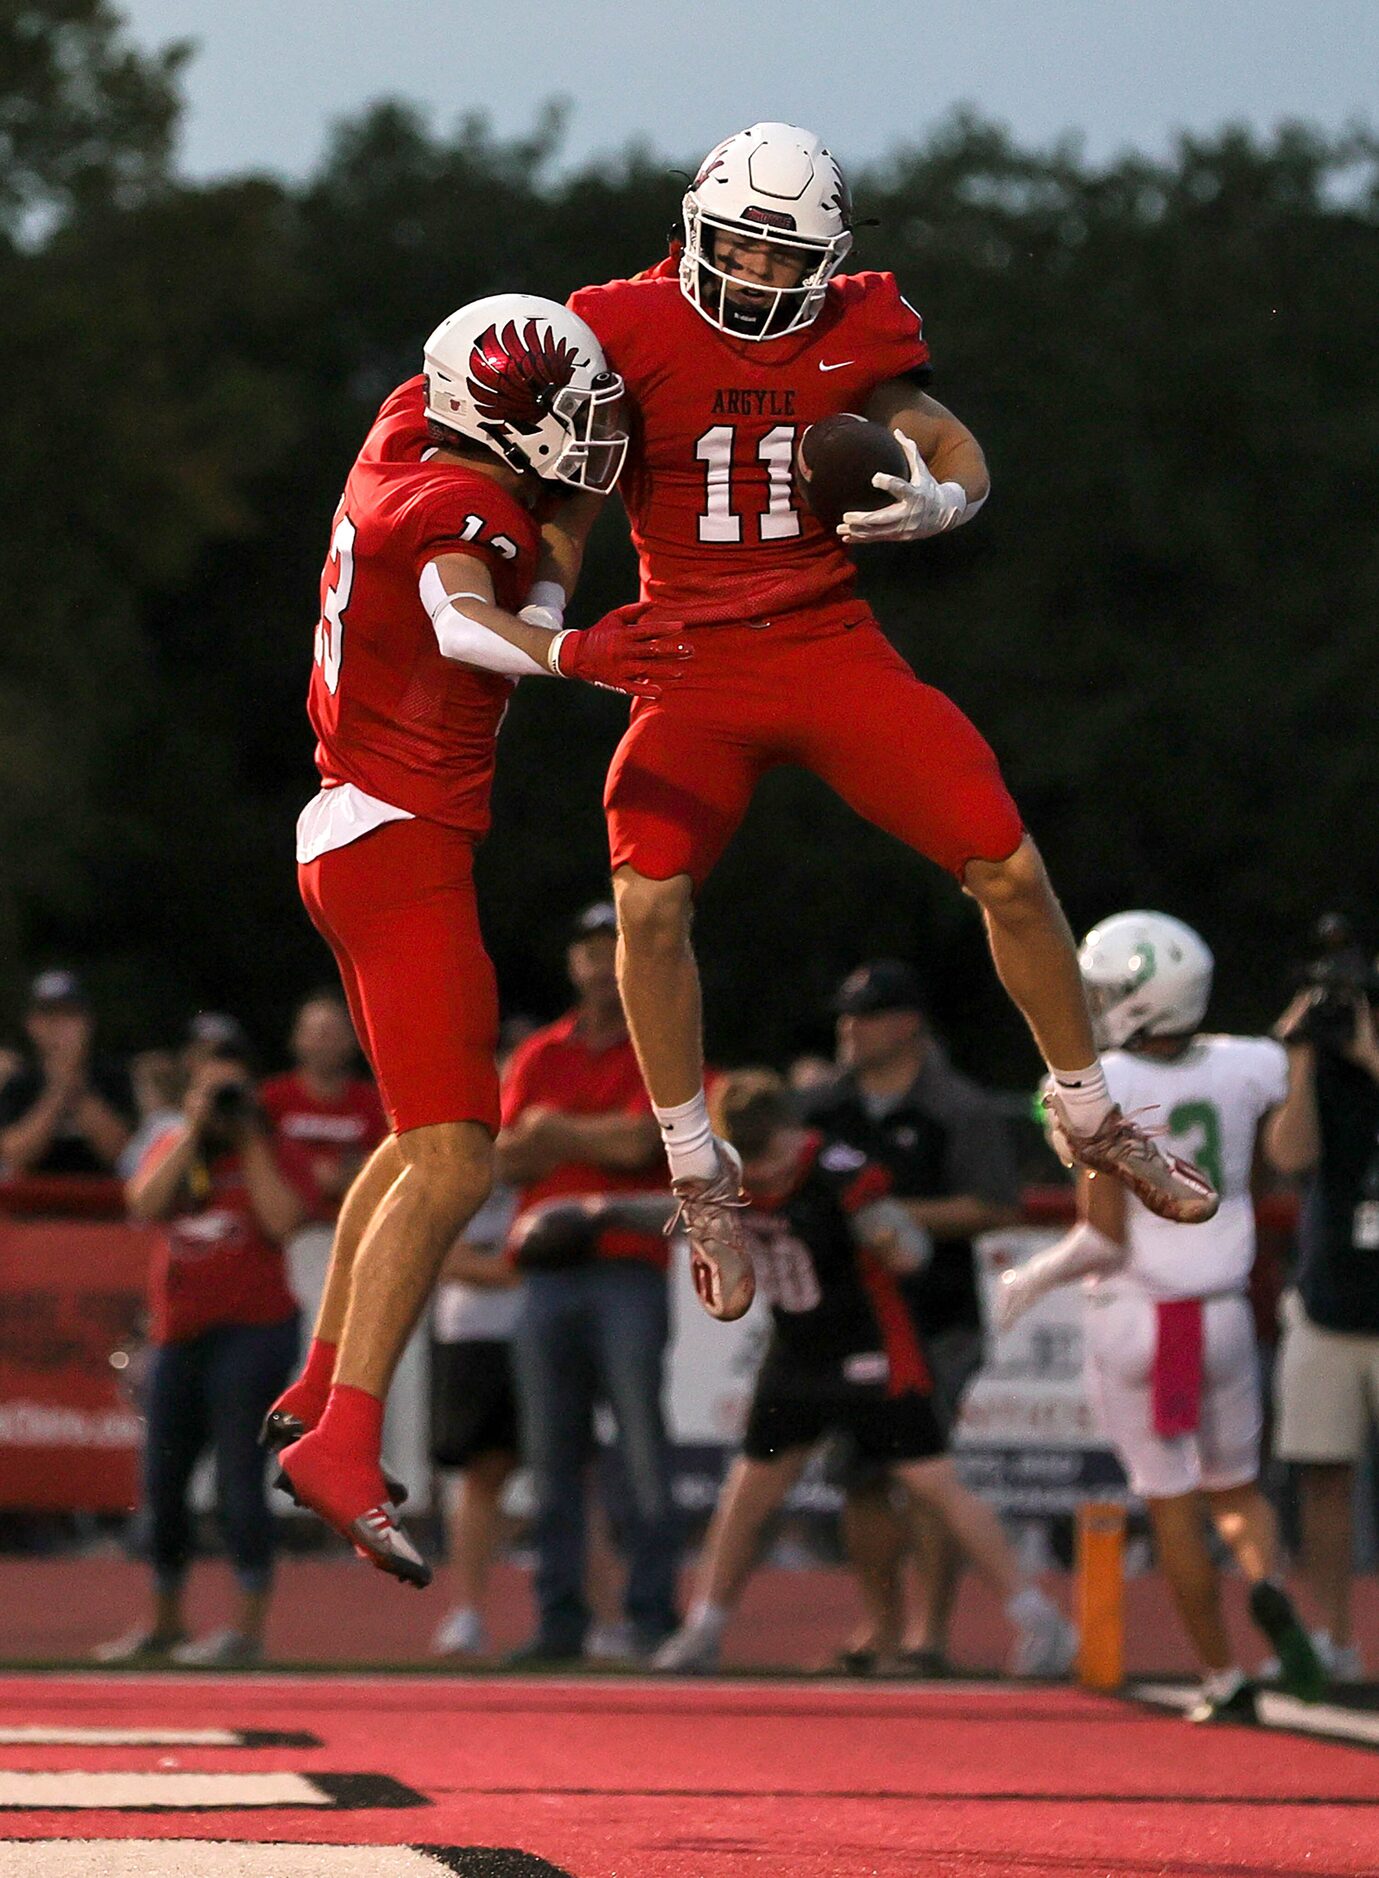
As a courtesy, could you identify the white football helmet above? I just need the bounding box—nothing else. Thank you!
[423,295,628,493]
[1079,911,1215,1049]
[681,122,854,340]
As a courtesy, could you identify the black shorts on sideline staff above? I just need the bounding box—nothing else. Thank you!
[430,1338,520,1468]
[743,1344,945,1465]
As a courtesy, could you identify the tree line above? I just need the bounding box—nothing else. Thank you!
[3,2,1377,1082]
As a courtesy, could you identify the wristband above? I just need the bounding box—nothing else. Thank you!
[546,629,571,676]
[525,579,566,620]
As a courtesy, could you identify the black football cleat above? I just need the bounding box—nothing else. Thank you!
[261,1407,409,1507]
[1249,1579,1328,1702]
[1187,1679,1259,1726]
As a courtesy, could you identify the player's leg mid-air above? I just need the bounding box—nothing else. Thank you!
[652,1072,1076,1678]
[261,297,684,1584]
[619,838,1217,1327]
[557,122,1217,1327]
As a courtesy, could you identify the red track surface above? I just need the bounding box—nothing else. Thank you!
[1,1673,1377,1877]
[8,1556,1378,1674]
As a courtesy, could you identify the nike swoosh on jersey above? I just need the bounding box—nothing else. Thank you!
[818,360,855,372]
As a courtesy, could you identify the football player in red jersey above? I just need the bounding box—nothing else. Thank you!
[263,296,689,1584]
[544,124,1217,1322]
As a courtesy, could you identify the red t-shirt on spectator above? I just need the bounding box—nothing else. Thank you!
[139,1131,315,1344]
[501,1014,666,1269]
[259,1072,387,1219]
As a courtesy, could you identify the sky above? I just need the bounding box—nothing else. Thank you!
[116,0,1377,183]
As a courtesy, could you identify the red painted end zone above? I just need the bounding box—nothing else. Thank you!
[0,1674,1377,1876]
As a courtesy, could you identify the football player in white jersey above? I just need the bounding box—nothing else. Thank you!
[997,912,1325,1722]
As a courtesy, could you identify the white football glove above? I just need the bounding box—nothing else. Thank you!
[838,431,973,544]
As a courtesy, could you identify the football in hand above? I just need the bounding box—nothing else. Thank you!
[795,415,908,533]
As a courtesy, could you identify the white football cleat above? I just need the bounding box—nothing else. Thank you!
[669,1137,755,1321]
[1044,1096,1218,1225]
[652,1620,723,1674]
[1008,1590,1078,1679]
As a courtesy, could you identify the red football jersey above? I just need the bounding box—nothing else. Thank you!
[308,376,540,834]
[568,259,929,625]
[259,1071,388,1219]
[139,1134,314,1344]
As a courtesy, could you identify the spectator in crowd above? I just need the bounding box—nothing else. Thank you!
[260,991,387,1214]
[653,1071,1074,1676]
[430,1024,638,1661]
[0,970,133,1177]
[787,1053,838,1098]
[260,990,387,1324]
[96,1028,314,1666]
[499,902,679,1664]
[1264,967,1379,1682]
[803,961,1021,1674]
[117,1049,186,1179]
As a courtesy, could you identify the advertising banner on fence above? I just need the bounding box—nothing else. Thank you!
[0,1219,155,1511]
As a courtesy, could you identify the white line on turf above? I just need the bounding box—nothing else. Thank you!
[1131,1680,1379,1746]
[0,1729,244,1747]
[0,1847,446,1875]
[0,1772,329,1809]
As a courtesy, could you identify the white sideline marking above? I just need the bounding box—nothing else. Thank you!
[1131,1679,1379,1746]
[0,1728,243,1747]
[0,1772,328,1809]
[0,1847,444,1875]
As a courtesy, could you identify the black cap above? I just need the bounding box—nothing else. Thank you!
[570,901,618,943]
[28,969,87,1010]
[832,959,926,1017]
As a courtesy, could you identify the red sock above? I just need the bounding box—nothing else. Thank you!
[272,1337,337,1430]
[313,1383,385,1467]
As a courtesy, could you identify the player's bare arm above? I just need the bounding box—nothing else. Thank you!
[865,381,990,504]
[425,550,686,696]
[840,383,990,545]
[1080,1164,1128,1243]
[524,488,607,630]
[426,551,571,674]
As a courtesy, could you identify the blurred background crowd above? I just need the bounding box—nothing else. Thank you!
[3,908,1377,1679]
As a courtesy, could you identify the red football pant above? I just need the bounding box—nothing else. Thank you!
[604,610,1024,885]
[298,818,500,1136]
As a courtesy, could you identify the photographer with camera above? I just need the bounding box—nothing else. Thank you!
[1265,920,1379,1683]
[97,1025,316,1666]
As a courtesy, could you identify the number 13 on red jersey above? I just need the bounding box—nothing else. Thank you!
[315,512,356,696]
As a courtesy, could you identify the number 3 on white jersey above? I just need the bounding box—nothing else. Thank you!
[315,512,356,695]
